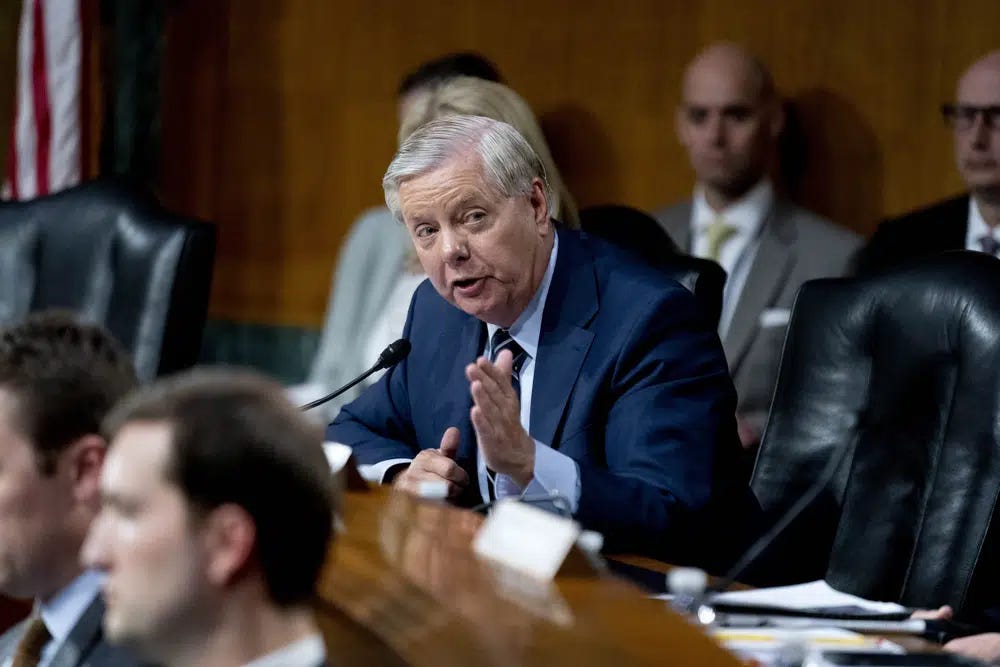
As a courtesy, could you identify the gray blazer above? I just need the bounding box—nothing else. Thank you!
[0,596,141,667]
[655,198,862,430]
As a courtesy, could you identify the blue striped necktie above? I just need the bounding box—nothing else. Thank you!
[490,328,528,396]
[485,328,529,500]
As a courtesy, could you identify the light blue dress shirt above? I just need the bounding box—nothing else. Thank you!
[476,234,581,513]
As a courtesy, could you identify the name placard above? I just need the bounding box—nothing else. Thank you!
[473,499,582,581]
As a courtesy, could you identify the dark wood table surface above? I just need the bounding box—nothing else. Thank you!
[314,485,744,666]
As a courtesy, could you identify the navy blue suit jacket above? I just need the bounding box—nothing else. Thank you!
[327,229,754,563]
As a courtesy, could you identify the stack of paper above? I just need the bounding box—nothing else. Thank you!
[711,627,902,665]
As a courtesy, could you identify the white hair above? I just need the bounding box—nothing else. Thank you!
[382,115,552,223]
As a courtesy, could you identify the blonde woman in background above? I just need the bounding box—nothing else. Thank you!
[297,76,578,420]
[398,76,579,228]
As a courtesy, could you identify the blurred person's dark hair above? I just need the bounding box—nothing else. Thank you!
[0,311,137,474]
[397,52,503,98]
[103,367,334,606]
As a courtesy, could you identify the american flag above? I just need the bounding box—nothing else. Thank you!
[3,0,88,201]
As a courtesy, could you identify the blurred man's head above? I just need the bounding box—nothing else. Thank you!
[396,52,503,124]
[82,369,333,665]
[0,312,136,600]
[676,43,784,206]
[947,51,1000,201]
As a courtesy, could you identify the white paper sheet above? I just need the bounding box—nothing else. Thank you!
[653,579,909,615]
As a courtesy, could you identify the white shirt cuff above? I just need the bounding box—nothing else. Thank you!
[358,458,412,483]
[495,440,580,514]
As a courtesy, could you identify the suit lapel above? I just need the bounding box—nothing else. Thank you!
[531,231,597,447]
[723,201,795,373]
[430,314,484,472]
[48,595,104,667]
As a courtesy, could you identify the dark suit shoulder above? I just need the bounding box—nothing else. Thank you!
[83,636,146,667]
[576,231,713,340]
[884,194,969,227]
[858,194,969,274]
[875,194,969,241]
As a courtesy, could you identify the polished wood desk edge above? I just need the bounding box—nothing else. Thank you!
[315,485,745,666]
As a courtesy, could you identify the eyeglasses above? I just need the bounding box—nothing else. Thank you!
[941,104,1000,131]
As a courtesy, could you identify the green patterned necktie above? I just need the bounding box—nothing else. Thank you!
[704,214,739,261]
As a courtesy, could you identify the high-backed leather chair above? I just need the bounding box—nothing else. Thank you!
[580,204,727,328]
[0,179,216,381]
[750,251,1000,617]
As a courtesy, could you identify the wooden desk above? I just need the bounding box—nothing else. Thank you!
[314,486,743,666]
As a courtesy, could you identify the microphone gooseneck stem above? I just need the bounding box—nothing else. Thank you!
[709,432,857,596]
[299,364,381,412]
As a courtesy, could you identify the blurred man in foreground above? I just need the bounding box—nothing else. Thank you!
[83,369,334,667]
[0,312,140,667]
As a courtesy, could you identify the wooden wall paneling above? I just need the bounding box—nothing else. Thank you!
[159,0,1000,327]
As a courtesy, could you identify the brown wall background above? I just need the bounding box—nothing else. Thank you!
[159,0,1000,327]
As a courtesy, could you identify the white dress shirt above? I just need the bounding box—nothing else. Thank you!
[690,180,775,338]
[965,196,998,255]
[37,570,104,667]
[243,634,325,667]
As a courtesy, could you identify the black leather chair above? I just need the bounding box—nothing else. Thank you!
[580,204,726,327]
[750,251,1000,617]
[0,179,216,381]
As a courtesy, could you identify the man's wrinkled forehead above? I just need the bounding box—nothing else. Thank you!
[398,152,503,216]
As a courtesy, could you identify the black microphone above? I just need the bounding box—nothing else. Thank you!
[708,431,857,596]
[299,338,411,412]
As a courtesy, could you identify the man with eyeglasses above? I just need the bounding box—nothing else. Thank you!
[859,51,1000,272]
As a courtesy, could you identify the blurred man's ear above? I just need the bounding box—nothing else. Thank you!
[203,504,257,588]
[65,435,107,504]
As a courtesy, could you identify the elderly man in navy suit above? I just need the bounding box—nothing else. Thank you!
[327,115,755,565]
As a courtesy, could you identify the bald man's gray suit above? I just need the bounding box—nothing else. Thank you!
[655,197,862,435]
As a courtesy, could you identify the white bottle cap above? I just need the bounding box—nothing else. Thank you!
[666,567,708,596]
[576,529,604,553]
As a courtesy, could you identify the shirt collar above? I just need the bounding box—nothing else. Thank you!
[39,570,103,645]
[485,231,559,361]
[969,196,993,241]
[692,179,774,236]
[243,634,325,667]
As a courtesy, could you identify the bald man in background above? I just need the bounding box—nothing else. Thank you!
[859,51,1000,272]
[656,43,861,450]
